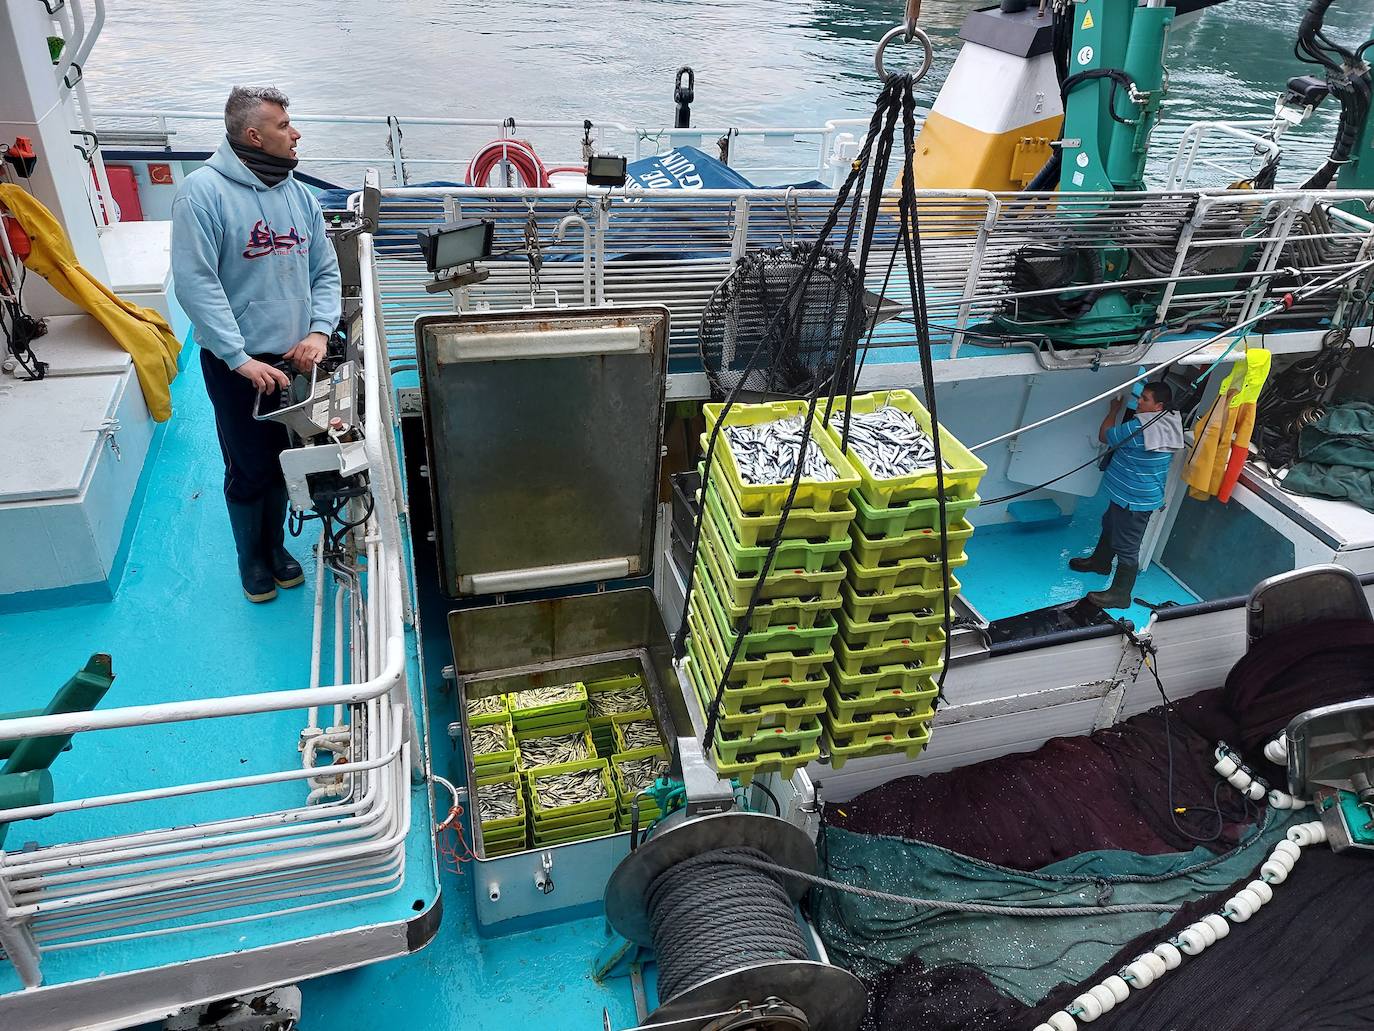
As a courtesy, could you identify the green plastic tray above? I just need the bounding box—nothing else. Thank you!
[833,631,947,677]
[703,400,862,515]
[853,488,981,539]
[838,607,946,650]
[533,818,620,845]
[695,526,844,632]
[483,837,529,857]
[845,550,969,594]
[849,518,975,567]
[701,461,856,546]
[506,683,588,728]
[701,512,846,608]
[827,677,938,718]
[693,576,838,659]
[832,661,942,699]
[823,390,986,509]
[464,690,510,726]
[842,578,954,624]
[514,727,597,771]
[704,484,851,574]
[470,718,518,773]
[688,634,828,711]
[475,771,527,839]
[687,596,833,687]
[712,716,823,767]
[526,758,616,823]
[685,654,827,737]
[709,742,822,786]
[825,706,932,745]
[611,711,662,754]
[825,725,932,769]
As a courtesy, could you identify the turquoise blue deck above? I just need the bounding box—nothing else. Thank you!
[962,490,1199,631]
[0,347,439,997]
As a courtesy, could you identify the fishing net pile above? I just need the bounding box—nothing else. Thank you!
[810,619,1374,1030]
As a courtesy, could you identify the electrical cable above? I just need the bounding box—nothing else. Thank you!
[751,779,782,817]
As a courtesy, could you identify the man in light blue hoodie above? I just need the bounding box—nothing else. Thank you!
[172,86,340,603]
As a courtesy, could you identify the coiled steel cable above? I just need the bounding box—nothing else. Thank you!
[647,846,809,1001]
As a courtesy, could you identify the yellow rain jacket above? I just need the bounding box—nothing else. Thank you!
[0,185,180,421]
[1184,347,1271,502]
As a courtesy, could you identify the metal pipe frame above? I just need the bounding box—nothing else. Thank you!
[0,194,417,986]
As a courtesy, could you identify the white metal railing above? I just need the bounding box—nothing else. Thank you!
[365,183,1374,371]
[92,107,875,189]
[49,0,116,229]
[0,215,416,991]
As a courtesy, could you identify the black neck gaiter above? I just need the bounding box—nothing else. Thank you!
[229,139,298,188]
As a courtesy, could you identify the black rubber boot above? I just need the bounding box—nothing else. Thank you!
[1069,532,1114,575]
[227,499,277,603]
[1087,561,1138,610]
[261,484,305,589]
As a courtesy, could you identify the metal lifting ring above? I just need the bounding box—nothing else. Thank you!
[875,24,934,84]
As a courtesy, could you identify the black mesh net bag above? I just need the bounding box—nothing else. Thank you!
[697,242,868,400]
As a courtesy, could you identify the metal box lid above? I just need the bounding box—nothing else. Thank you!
[417,306,669,597]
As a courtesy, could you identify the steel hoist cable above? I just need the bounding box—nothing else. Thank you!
[646,846,810,1001]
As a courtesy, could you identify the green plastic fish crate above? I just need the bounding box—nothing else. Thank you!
[506,682,588,731]
[533,817,620,846]
[823,390,986,509]
[610,710,662,754]
[833,630,947,677]
[695,527,843,632]
[689,623,830,708]
[842,578,955,624]
[693,576,838,659]
[849,518,975,567]
[703,462,857,547]
[687,595,833,687]
[474,772,527,842]
[685,653,827,737]
[514,727,597,772]
[853,489,981,539]
[825,702,933,745]
[702,400,862,515]
[469,717,518,774]
[838,606,945,649]
[708,719,823,786]
[688,633,828,710]
[483,836,529,858]
[526,758,616,826]
[704,484,851,574]
[845,550,969,594]
[612,746,667,823]
[825,723,932,769]
[828,676,938,718]
[699,513,847,607]
[587,674,650,751]
[832,660,942,699]
[464,690,510,726]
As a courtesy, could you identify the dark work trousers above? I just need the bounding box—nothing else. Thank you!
[1101,501,1152,566]
[201,349,289,504]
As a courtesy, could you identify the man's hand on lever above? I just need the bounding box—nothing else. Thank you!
[283,331,328,373]
[236,357,292,394]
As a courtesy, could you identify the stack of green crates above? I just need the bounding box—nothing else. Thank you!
[474,771,527,857]
[506,683,588,737]
[465,690,517,776]
[611,745,667,828]
[820,389,986,768]
[525,759,617,846]
[587,673,651,757]
[685,400,862,784]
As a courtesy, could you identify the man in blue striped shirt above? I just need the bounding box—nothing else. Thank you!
[1069,382,1184,609]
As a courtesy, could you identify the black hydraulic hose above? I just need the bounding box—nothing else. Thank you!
[1026,149,1063,192]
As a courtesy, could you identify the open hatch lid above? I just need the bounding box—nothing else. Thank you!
[416,306,669,598]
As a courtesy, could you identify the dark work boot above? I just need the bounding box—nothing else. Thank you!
[261,484,304,589]
[1087,561,1138,610]
[1069,532,1114,575]
[227,499,277,603]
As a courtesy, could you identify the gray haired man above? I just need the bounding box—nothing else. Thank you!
[171,86,341,602]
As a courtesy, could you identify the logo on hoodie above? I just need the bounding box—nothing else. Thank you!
[243,220,306,260]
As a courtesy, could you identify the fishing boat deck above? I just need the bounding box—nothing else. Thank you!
[961,490,1198,632]
[0,350,439,1005]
